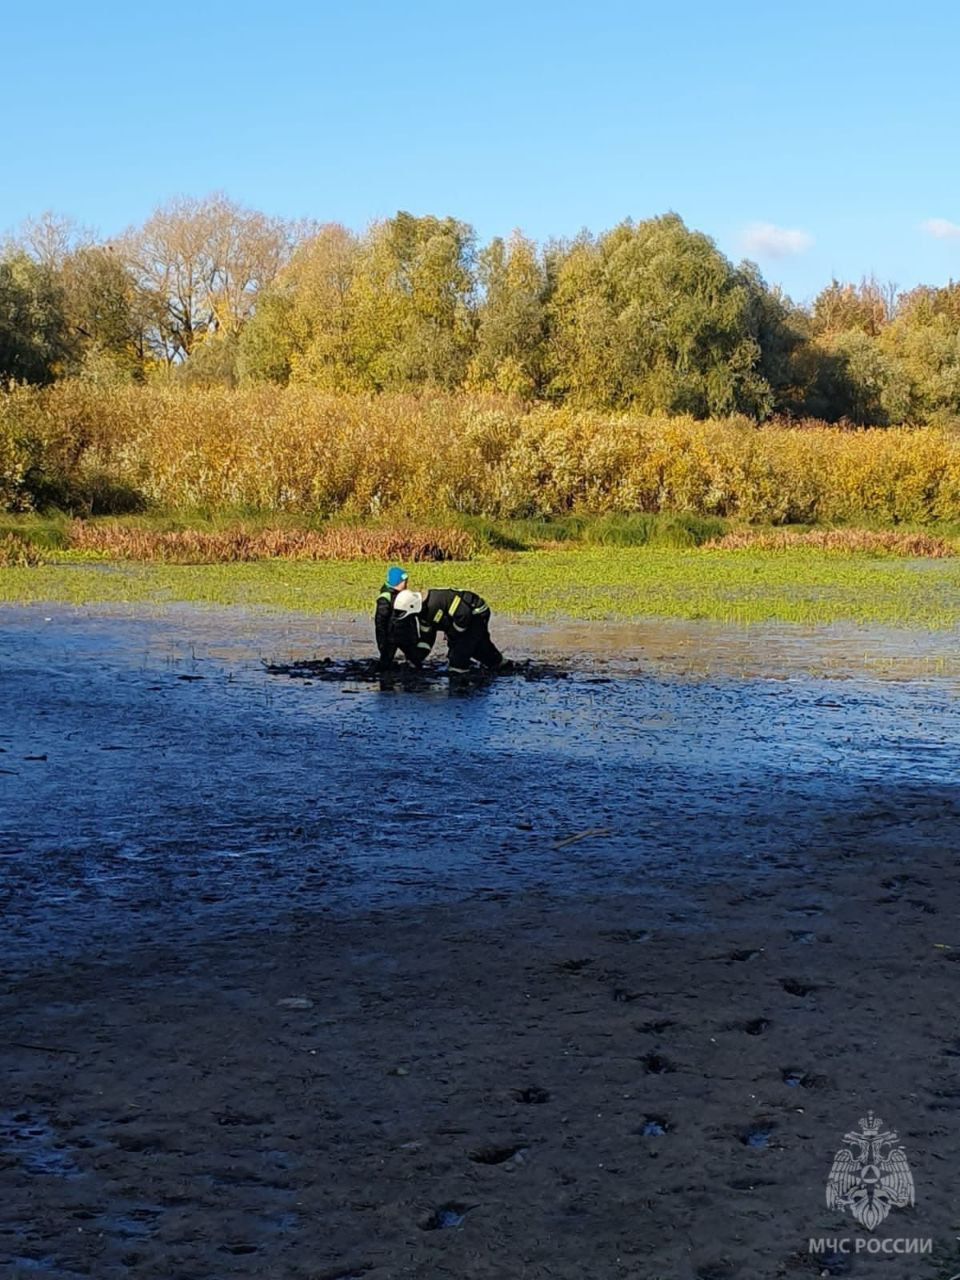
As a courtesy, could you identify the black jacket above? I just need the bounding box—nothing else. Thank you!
[416,588,490,634]
[375,582,398,663]
[389,589,490,665]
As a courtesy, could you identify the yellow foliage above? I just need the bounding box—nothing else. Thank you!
[0,533,44,566]
[5,383,960,523]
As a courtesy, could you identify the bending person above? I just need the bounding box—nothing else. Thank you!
[392,587,505,674]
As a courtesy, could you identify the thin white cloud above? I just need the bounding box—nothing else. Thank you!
[921,217,960,240]
[741,221,814,258]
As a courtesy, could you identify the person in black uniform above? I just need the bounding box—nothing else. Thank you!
[391,587,505,673]
[374,566,409,670]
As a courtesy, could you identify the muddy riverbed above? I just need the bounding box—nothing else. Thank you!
[2,604,960,1279]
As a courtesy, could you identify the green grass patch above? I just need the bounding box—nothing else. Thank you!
[459,511,727,549]
[2,546,959,627]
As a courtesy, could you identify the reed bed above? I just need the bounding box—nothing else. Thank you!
[5,383,960,524]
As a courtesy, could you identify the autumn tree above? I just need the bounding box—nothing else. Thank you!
[811,277,895,338]
[57,246,146,380]
[468,231,548,396]
[743,274,812,417]
[810,331,904,424]
[545,233,621,404]
[347,212,477,390]
[0,252,70,384]
[547,214,773,416]
[2,212,142,380]
[239,224,358,386]
[123,193,294,364]
[876,284,960,423]
[10,211,92,269]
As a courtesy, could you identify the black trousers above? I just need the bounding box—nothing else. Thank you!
[447,614,503,671]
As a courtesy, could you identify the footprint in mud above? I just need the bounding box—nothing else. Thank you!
[0,1110,84,1179]
[781,1069,807,1088]
[881,873,931,890]
[906,898,938,914]
[696,1263,737,1280]
[215,1110,274,1127]
[70,1207,101,1222]
[739,1122,777,1149]
[640,1052,677,1075]
[926,1087,960,1112]
[611,987,642,1003]
[721,948,763,964]
[636,1115,672,1137]
[741,1018,771,1036]
[97,1206,165,1240]
[469,1144,529,1166]
[779,977,820,998]
[781,1068,826,1090]
[511,1087,550,1105]
[419,1202,476,1230]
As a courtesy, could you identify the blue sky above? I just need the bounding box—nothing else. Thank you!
[4,0,960,304]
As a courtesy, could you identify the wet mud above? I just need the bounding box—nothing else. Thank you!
[2,604,960,1278]
[263,656,570,687]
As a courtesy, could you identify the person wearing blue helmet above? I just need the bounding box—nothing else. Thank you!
[374,565,409,670]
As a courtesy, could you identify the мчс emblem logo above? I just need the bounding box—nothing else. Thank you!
[826,1112,915,1231]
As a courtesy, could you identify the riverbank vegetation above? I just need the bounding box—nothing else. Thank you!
[6,386,960,526]
[6,198,960,629]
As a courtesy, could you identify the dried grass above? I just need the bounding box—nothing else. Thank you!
[66,522,477,564]
[705,528,954,557]
[0,534,44,566]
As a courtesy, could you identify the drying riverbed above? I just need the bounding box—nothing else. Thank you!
[2,606,960,1278]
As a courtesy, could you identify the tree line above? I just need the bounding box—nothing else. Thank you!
[2,195,959,425]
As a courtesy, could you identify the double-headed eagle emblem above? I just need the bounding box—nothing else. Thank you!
[826,1112,915,1231]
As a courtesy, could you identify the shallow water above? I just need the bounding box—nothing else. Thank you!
[2,603,960,971]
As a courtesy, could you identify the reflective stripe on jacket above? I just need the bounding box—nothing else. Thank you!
[419,588,489,634]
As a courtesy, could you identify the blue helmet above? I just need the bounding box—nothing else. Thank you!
[386,565,409,589]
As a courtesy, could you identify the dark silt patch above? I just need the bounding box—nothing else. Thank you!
[264,656,570,685]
